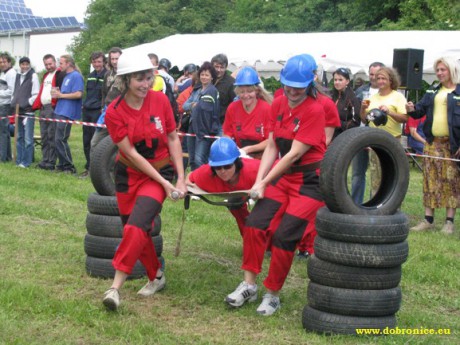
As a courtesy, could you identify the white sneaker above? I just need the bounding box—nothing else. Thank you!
[225,281,258,307]
[256,293,280,316]
[103,288,120,311]
[137,274,166,297]
[191,195,200,201]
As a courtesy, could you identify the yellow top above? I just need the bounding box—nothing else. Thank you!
[152,72,166,92]
[369,90,407,137]
[432,86,454,137]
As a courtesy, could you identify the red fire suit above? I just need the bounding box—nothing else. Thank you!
[241,95,326,292]
[188,158,260,236]
[222,99,271,158]
[105,90,176,281]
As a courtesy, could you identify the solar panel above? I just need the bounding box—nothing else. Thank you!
[0,0,82,32]
[25,18,35,28]
[51,18,63,27]
[68,17,79,25]
[44,18,53,27]
[35,18,45,27]
[60,17,71,26]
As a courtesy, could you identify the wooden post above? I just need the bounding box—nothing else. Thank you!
[13,104,19,162]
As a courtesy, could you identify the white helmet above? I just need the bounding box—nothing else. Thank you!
[117,51,153,76]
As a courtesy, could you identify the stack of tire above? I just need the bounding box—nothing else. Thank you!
[302,127,410,335]
[85,136,163,279]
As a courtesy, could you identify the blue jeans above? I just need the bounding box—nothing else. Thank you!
[187,135,214,171]
[351,149,369,204]
[16,114,35,167]
[0,105,12,162]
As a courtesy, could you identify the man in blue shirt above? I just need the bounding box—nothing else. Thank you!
[52,54,84,174]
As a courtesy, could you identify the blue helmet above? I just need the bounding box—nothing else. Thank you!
[234,67,260,86]
[208,138,240,167]
[300,54,318,72]
[280,54,316,88]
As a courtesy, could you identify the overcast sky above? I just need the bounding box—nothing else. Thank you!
[24,0,91,23]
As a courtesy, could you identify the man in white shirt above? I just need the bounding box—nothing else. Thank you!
[0,52,16,162]
[32,54,64,170]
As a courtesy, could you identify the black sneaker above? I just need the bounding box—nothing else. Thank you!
[296,251,310,260]
[36,163,55,171]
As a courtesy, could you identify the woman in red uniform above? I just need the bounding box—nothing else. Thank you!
[186,137,260,236]
[225,55,326,316]
[101,52,187,311]
[223,67,272,159]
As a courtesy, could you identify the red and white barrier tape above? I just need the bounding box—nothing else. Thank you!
[6,114,106,128]
[177,132,221,140]
[5,114,222,140]
[5,114,459,163]
[405,151,460,162]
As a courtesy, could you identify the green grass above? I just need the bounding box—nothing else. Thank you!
[0,126,458,345]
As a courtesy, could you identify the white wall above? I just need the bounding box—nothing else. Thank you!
[0,33,30,64]
[29,31,80,71]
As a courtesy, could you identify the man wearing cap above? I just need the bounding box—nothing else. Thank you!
[11,57,40,168]
[175,64,196,94]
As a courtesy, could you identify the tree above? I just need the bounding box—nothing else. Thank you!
[70,0,232,76]
[70,0,458,76]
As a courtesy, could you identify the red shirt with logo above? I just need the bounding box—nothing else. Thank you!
[105,90,175,162]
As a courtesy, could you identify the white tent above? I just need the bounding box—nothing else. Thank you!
[124,31,460,83]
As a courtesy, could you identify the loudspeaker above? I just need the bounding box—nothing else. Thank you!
[392,49,424,90]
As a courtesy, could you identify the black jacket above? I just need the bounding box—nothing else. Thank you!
[214,73,235,123]
[408,83,460,155]
[84,68,107,110]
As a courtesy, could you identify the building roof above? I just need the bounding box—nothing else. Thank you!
[0,0,82,34]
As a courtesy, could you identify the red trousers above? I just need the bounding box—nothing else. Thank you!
[112,166,166,281]
[241,170,324,291]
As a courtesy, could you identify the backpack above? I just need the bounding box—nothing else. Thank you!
[156,74,179,126]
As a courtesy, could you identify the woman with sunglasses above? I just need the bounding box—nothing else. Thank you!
[223,67,272,159]
[332,67,361,139]
[225,54,326,316]
[186,137,260,237]
[101,52,187,311]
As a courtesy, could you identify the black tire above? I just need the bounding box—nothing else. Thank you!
[87,193,119,216]
[90,135,117,196]
[314,236,409,268]
[320,127,409,215]
[86,213,161,238]
[85,255,164,280]
[307,255,402,290]
[316,207,409,244]
[307,282,401,317]
[84,234,163,259]
[302,305,396,335]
